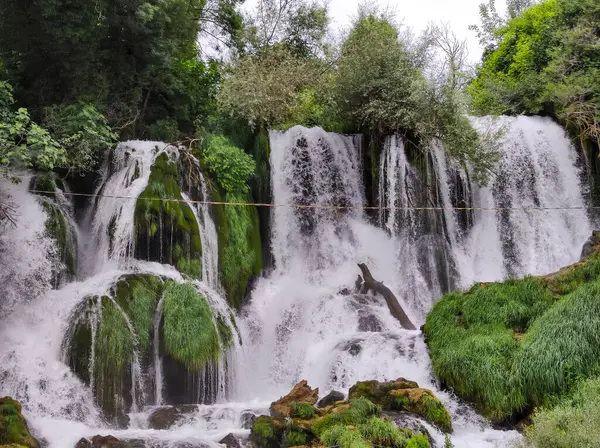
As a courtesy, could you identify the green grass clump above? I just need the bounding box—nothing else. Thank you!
[406,434,431,448]
[525,377,600,448]
[251,416,285,448]
[320,425,371,448]
[284,430,311,447]
[94,296,134,421]
[0,397,39,447]
[114,275,163,354]
[358,416,410,447]
[216,315,234,349]
[162,282,220,370]
[425,249,600,423]
[289,401,317,419]
[311,397,382,437]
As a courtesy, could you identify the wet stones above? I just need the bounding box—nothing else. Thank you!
[219,433,241,448]
[148,405,198,430]
[317,391,345,408]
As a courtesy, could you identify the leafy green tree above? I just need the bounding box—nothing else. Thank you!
[202,135,256,193]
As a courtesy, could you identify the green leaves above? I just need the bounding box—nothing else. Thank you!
[202,136,256,194]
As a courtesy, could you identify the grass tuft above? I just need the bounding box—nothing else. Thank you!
[289,401,317,420]
[162,281,220,370]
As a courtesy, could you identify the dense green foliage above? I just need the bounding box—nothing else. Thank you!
[202,136,256,193]
[469,0,600,146]
[425,246,600,423]
[162,281,220,370]
[289,401,317,419]
[525,377,600,447]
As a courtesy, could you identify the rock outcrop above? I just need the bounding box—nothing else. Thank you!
[269,380,318,418]
[147,405,198,430]
[0,397,40,448]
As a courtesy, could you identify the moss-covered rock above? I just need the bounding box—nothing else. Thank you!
[270,380,319,418]
[250,383,433,448]
[0,397,40,448]
[425,232,600,424]
[349,379,452,433]
[212,187,263,308]
[135,153,202,279]
[63,275,235,423]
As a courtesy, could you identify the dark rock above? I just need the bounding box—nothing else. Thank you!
[148,405,198,430]
[219,433,241,448]
[241,411,257,429]
[337,339,363,356]
[75,438,93,448]
[580,230,600,260]
[338,288,352,296]
[317,391,345,408]
[90,435,121,448]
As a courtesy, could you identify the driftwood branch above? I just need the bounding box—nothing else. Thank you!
[357,263,416,330]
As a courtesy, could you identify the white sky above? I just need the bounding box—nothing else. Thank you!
[327,0,487,62]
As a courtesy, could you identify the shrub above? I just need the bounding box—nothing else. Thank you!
[202,135,256,194]
[290,401,317,419]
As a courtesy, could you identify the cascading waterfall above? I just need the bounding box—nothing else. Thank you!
[0,116,593,448]
[0,142,239,447]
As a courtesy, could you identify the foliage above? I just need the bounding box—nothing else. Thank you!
[425,247,600,423]
[0,0,235,137]
[0,81,66,180]
[469,0,600,147]
[43,102,116,174]
[218,46,322,129]
[202,136,256,193]
[290,401,317,419]
[525,377,600,447]
[162,281,220,370]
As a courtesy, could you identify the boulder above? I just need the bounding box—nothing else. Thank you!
[90,435,120,448]
[250,416,287,448]
[219,433,241,448]
[580,230,600,260]
[148,405,198,430]
[240,411,257,430]
[269,381,318,418]
[349,379,453,433]
[0,397,41,448]
[317,391,345,408]
[75,439,93,448]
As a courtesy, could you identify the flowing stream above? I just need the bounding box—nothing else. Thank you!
[0,116,592,447]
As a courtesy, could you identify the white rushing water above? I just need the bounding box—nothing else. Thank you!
[0,118,592,448]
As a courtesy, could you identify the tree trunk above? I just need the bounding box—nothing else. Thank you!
[357,263,417,330]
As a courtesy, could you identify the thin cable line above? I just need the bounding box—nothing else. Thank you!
[29,189,598,212]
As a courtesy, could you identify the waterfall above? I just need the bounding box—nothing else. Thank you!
[153,295,165,406]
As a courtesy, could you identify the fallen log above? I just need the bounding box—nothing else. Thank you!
[357,263,417,330]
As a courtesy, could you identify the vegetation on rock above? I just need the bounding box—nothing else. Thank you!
[0,397,40,448]
[425,237,600,424]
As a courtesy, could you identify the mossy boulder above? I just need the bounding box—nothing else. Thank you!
[63,276,234,423]
[0,397,40,448]
[250,383,432,448]
[349,379,452,433]
[425,231,600,424]
[134,153,202,279]
[270,380,319,418]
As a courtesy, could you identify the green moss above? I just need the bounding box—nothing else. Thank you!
[425,246,600,423]
[283,430,311,447]
[525,377,600,447]
[212,186,263,308]
[216,315,234,349]
[0,398,39,448]
[418,394,452,434]
[251,416,286,448]
[162,282,220,370]
[358,416,410,447]
[113,275,163,355]
[290,402,317,420]
[94,296,134,419]
[349,378,419,403]
[406,434,431,448]
[135,152,202,278]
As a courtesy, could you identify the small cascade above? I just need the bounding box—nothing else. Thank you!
[87,141,177,273]
[153,295,165,406]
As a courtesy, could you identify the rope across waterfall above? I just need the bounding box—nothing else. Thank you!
[356,263,417,330]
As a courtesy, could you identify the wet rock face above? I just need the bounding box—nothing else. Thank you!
[580,230,600,260]
[0,396,41,448]
[219,433,242,448]
[317,391,345,408]
[147,405,198,430]
[269,380,318,418]
[75,436,210,448]
[241,410,257,429]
